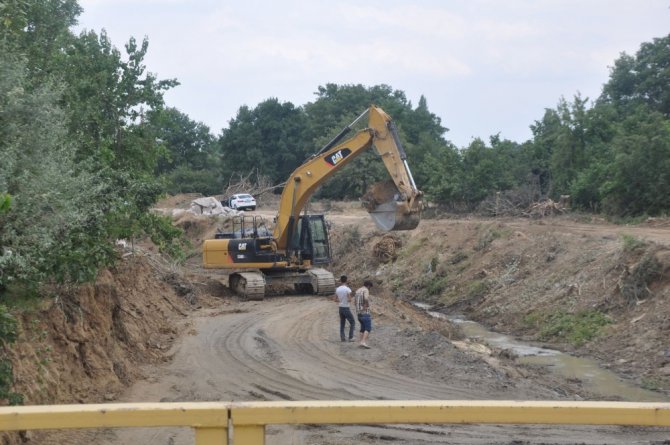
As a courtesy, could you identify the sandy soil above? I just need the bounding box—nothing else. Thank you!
[16,198,670,444]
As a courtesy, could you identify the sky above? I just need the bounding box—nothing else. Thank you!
[76,0,670,147]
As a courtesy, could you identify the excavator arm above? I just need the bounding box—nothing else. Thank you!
[273,105,422,250]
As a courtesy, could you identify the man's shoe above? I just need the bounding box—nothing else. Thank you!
[348,338,356,342]
[361,343,371,349]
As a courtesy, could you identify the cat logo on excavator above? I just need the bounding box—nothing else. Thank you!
[325,148,351,167]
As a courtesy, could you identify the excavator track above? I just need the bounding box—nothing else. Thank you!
[308,268,336,296]
[230,272,266,301]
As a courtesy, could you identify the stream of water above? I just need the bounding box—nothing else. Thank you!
[413,302,668,402]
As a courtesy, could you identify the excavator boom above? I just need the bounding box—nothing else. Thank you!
[273,106,422,250]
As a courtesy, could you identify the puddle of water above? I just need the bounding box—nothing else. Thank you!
[412,302,668,402]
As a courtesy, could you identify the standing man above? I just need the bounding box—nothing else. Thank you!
[334,275,355,342]
[355,280,373,348]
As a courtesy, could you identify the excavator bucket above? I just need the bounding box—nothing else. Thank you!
[362,180,422,231]
[369,200,421,231]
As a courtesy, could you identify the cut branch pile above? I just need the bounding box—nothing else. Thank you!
[523,197,570,218]
[223,168,283,200]
[373,234,402,263]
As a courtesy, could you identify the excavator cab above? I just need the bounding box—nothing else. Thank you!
[289,214,331,265]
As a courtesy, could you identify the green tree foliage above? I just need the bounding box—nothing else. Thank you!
[0,0,81,75]
[600,106,670,215]
[0,194,9,214]
[526,95,593,197]
[602,34,670,117]
[1,1,183,296]
[150,107,220,195]
[153,108,215,173]
[304,83,415,137]
[521,34,670,216]
[0,0,30,38]
[458,137,522,206]
[60,30,178,170]
[417,142,462,204]
[0,48,111,288]
[218,98,313,186]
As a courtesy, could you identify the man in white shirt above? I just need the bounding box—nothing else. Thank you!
[334,275,355,342]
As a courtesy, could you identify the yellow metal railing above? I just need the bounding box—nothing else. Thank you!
[0,400,669,445]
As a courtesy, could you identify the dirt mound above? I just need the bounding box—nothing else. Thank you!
[173,212,227,247]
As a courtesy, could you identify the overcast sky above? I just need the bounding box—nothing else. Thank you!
[76,1,669,147]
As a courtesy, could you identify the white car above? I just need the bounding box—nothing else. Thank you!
[225,193,256,211]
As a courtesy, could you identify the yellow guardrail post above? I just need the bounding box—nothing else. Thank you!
[194,426,228,445]
[233,424,265,445]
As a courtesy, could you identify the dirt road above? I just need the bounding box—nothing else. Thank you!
[43,294,670,445]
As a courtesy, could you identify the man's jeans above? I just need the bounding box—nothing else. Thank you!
[339,307,355,341]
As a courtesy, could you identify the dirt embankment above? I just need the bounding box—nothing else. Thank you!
[329,213,670,394]
[1,245,230,444]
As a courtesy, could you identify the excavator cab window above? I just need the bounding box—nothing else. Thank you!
[291,214,331,265]
[307,216,330,263]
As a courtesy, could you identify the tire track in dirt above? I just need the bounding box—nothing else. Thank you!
[201,297,461,401]
[267,297,481,400]
[211,299,345,400]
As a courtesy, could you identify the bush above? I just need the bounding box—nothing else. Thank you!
[621,234,647,252]
[538,310,611,347]
[423,275,449,297]
[163,166,221,196]
[466,279,489,299]
[619,253,661,303]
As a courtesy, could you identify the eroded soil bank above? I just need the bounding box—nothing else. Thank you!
[329,211,670,395]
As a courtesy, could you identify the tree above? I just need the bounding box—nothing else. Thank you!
[602,34,670,117]
[152,107,215,173]
[217,99,312,186]
[547,95,589,196]
[0,0,81,76]
[304,83,412,138]
[458,138,515,206]
[1,2,184,294]
[600,106,670,215]
[60,30,178,171]
[0,48,111,289]
[149,108,220,195]
[418,142,462,204]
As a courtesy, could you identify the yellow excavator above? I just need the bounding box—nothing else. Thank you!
[202,105,423,299]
